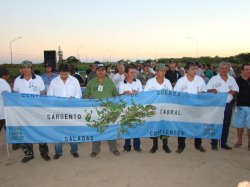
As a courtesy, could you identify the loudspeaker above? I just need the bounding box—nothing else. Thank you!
[44,50,57,71]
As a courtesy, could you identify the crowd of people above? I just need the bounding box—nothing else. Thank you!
[0,59,249,164]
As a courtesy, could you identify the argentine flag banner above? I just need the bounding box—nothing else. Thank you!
[3,91,227,144]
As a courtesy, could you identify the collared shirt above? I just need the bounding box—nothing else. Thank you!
[0,78,11,119]
[112,73,125,89]
[207,74,239,103]
[41,73,57,91]
[118,79,143,94]
[174,75,207,94]
[13,74,45,94]
[84,77,118,99]
[144,77,173,91]
[47,75,82,98]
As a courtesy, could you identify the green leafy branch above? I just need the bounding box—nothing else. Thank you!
[85,98,156,137]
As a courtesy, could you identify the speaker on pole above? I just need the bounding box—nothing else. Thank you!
[44,50,57,71]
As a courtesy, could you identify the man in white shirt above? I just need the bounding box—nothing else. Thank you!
[174,62,207,153]
[144,64,173,153]
[47,63,82,159]
[207,61,239,150]
[118,66,143,152]
[0,68,11,132]
[112,62,125,89]
[13,60,50,163]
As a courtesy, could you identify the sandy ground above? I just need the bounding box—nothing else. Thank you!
[0,127,249,187]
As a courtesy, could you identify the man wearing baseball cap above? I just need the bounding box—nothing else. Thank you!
[13,60,50,163]
[84,63,120,158]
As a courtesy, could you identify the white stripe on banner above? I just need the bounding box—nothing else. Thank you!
[3,91,227,143]
[5,103,224,126]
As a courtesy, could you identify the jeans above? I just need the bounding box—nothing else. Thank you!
[55,143,78,155]
[124,138,140,150]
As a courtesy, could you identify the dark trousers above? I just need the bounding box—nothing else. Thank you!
[178,137,202,149]
[0,119,6,132]
[22,143,49,158]
[151,136,169,147]
[211,102,233,146]
[124,138,140,150]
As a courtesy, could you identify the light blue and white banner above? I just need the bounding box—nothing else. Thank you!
[3,90,227,143]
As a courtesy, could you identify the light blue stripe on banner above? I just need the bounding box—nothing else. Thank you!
[6,121,222,143]
[3,91,227,108]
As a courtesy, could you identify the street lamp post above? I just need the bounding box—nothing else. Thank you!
[148,45,156,61]
[77,45,85,61]
[187,37,198,58]
[10,36,22,64]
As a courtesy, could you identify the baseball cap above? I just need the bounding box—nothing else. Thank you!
[156,64,167,71]
[96,63,106,69]
[21,60,33,67]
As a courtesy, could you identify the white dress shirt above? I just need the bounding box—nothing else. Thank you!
[47,75,82,98]
[207,74,239,103]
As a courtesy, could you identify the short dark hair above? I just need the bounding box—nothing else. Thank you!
[241,63,250,70]
[0,68,9,78]
[184,62,197,71]
[69,65,76,74]
[129,63,136,69]
[125,65,135,73]
[58,63,70,72]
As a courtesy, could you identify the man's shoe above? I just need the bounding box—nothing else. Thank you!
[211,145,218,150]
[134,148,142,152]
[53,154,61,160]
[123,148,131,152]
[176,147,184,154]
[112,150,120,156]
[21,156,34,163]
[72,152,79,158]
[221,144,232,150]
[150,145,158,153]
[41,154,51,161]
[90,152,97,158]
[163,145,171,153]
[196,146,206,152]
